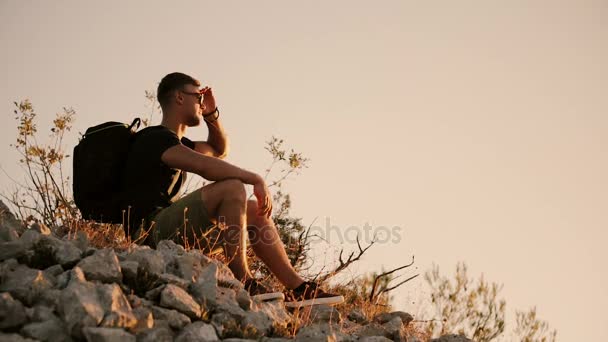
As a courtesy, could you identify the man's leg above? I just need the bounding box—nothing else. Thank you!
[246,199,305,290]
[200,179,252,281]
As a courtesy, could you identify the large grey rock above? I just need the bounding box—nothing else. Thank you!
[0,292,27,329]
[59,268,105,338]
[309,305,342,324]
[160,284,201,319]
[125,247,166,276]
[0,229,40,261]
[82,327,135,342]
[382,316,405,341]
[156,239,186,258]
[295,323,347,342]
[175,321,219,342]
[33,234,82,268]
[430,335,473,342]
[97,283,138,330]
[253,300,291,328]
[20,318,71,342]
[0,263,54,305]
[77,248,122,283]
[174,253,205,282]
[189,263,219,310]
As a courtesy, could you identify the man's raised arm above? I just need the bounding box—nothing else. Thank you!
[193,87,228,159]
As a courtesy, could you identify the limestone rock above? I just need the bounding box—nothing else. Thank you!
[309,305,342,324]
[97,283,138,330]
[59,271,105,338]
[160,284,201,319]
[77,248,122,283]
[20,318,71,342]
[0,263,54,305]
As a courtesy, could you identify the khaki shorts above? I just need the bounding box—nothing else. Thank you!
[140,188,220,250]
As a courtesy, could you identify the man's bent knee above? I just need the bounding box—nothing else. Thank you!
[219,179,246,201]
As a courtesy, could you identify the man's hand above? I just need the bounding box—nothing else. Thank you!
[252,176,273,218]
[200,86,217,115]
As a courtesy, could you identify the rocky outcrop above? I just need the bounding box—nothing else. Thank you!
[0,201,472,342]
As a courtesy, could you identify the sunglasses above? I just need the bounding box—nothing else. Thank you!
[181,90,204,105]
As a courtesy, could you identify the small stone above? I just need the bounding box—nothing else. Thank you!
[236,288,253,311]
[374,311,413,325]
[0,292,27,329]
[347,308,367,324]
[43,264,64,278]
[0,200,24,239]
[136,326,174,342]
[158,272,190,289]
[119,260,138,284]
[430,334,474,342]
[28,305,57,322]
[131,306,154,332]
[30,222,51,235]
[150,305,191,330]
[175,321,219,342]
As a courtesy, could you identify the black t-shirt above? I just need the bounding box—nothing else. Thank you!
[120,125,195,229]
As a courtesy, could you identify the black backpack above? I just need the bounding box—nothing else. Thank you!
[73,118,141,223]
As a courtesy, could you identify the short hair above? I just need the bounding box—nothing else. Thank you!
[157,72,201,108]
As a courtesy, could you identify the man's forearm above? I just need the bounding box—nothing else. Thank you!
[205,117,229,157]
[195,154,259,185]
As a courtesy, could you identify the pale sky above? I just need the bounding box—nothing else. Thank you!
[1,1,607,340]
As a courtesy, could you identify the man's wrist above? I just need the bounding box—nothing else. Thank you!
[203,107,219,123]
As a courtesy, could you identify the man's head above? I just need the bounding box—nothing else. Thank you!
[157,72,204,126]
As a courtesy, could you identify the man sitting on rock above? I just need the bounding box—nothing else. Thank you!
[120,72,343,308]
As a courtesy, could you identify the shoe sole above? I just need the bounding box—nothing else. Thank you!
[252,292,285,301]
[284,295,345,308]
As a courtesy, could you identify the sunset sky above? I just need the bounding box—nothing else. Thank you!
[1,1,607,340]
